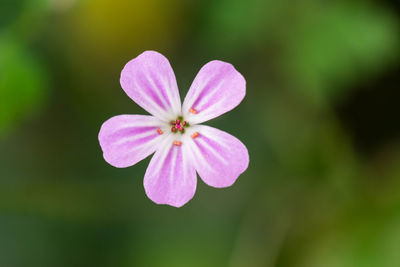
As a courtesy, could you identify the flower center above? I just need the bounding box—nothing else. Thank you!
[170,116,189,134]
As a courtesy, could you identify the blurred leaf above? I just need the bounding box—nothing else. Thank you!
[0,34,49,136]
[296,208,400,267]
[12,0,49,39]
[0,0,25,29]
[199,0,284,54]
[284,1,400,104]
[1,0,49,40]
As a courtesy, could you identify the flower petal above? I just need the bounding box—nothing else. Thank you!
[186,125,249,188]
[98,115,167,168]
[120,51,181,121]
[182,60,246,124]
[143,136,197,207]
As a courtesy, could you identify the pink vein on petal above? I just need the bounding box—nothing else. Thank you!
[182,60,246,124]
[98,115,165,168]
[120,51,181,121]
[187,125,249,188]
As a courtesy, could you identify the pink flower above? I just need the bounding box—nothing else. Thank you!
[98,51,249,207]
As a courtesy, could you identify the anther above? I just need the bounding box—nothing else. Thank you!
[157,128,163,135]
[171,118,189,133]
[191,132,199,139]
[189,108,197,114]
[173,141,182,146]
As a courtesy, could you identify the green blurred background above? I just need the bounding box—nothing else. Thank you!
[1,0,400,266]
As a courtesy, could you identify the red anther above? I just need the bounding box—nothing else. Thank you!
[189,108,197,114]
[157,128,163,135]
[191,132,199,139]
[171,118,189,133]
[173,141,182,146]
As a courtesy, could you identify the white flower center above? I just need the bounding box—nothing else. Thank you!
[156,114,199,146]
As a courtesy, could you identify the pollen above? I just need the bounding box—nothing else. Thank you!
[173,141,182,146]
[157,128,163,135]
[191,132,199,139]
[189,108,197,114]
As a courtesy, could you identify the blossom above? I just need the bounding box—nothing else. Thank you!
[98,51,249,207]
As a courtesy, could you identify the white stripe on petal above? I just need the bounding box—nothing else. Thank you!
[182,60,245,124]
[143,132,197,207]
[120,51,182,121]
[186,125,249,188]
[98,115,167,168]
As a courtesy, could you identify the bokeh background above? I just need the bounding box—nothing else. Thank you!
[1,0,400,266]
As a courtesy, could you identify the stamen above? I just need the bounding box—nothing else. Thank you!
[157,128,163,135]
[170,118,189,133]
[173,141,182,146]
[191,132,199,139]
[189,108,197,114]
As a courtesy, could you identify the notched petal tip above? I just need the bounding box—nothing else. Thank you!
[145,192,192,208]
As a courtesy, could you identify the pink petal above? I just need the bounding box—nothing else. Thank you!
[182,60,246,124]
[98,115,165,168]
[186,125,249,188]
[143,138,197,207]
[120,51,181,121]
